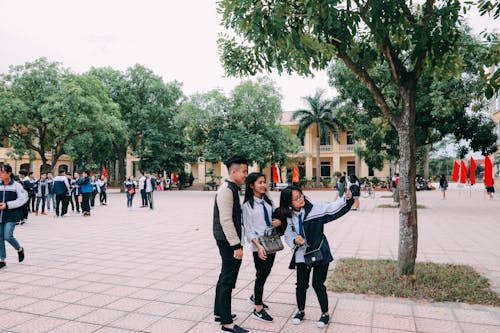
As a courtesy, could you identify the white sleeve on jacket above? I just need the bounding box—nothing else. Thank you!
[284,217,296,249]
[6,182,29,209]
[242,202,257,244]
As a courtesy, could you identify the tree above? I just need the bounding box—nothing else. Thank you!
[177,78,300,169]
[327,32,497,176]
[0,58,121,173]
[217,0,497,275]
[293,90,345,187]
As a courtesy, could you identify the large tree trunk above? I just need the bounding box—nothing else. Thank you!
[116,149,126,191]
[423,145,430,179]
[397,89,418,276]
[315,134,321,187]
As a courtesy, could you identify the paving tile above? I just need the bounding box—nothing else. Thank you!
[413,305,455,321]
[167,304,212,321]
[0,296,39,310]
[77,308,127,325]
[147,317,194,333]
[18,300,68,315]
[136,301,178,316]
[77,294,120,307]
[105,297,150,312]
[454,309,500,325]
[0,312,38,330]
[372,313,416,331]
[327,323,372,333]
[48,304,97,320]
[332,309,372,327]
[240,315,288,332]
[460,322,500,333]
[47,321,100,333]
[415,318,462,333]
[109,312,161,331]
[10,316,68,333]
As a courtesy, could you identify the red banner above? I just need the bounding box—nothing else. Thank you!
[460,160,467,184]
[484,156,493,187]
[469,157,476,185]
[452,161,460,182]
[102,167,107,179]
[272,166,280,183]
[292,166,299,184]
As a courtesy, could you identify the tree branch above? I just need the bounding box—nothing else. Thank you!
[412,0,435,80]
[336,50,399,128]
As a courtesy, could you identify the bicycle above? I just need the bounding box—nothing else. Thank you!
[360,181,375,199]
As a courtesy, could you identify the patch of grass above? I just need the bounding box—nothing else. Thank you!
[328,258,500,306]
[377,204,426,209]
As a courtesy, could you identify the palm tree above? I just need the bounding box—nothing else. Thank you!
[293,90,345,187]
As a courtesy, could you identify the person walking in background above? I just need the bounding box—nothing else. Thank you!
[18,170,30,224]
[439,174,448,200]
[213,156,249,333]
[139,173,147,207]
[28,172,37,214]
[35,173,49,216]
[145,173,155,210]
[338,175,346,197]
[90,175,98,208]
[66,174,75,213]
[53,170,71,218]
[78,171,93,216]
[242,172,285,323]
[71,172,81,214]
[349,174,360,211]
[0,164,27,269]
[46,172,56,213]
[97,175,107,205]
[279,185,353,328]
[124,176,137,208]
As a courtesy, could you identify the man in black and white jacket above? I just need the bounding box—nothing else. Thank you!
[0,164,28,269]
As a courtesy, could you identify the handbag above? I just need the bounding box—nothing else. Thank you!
[304,237,329,266]
[258,227,284,254]
[127,187,135,195]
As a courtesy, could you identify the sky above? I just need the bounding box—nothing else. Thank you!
[0,0,497,111]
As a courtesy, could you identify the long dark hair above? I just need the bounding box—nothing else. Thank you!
[243,172,273,208]
[276,185,310,219]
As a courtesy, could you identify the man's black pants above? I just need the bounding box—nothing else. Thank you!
[214,240,242,325]
[55,194,69,216]
[140,189,147,206]
[81,193,91,213]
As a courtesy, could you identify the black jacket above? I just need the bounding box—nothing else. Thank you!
[0,180,29,222]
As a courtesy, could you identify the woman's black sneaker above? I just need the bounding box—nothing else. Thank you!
[248,295,269,309]
[252,309,273,322]
[214,314,237,322]
[0,262,6,269]
[221,325,249,333]
[292,311,305,325]
[317,314,330,328]
[18,248,24,262]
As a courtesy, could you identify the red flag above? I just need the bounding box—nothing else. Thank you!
[292,166,299,183]
[460,161,467,184]
[102,167,107,179]
[452,161,460,182]
[484,156,493,187]
[469,157,476,185]
[172,172,178,183]
[272,166,280,183]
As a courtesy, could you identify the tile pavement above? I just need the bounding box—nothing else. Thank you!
[0,185,498,332]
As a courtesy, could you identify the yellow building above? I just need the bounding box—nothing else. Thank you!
[0,136,73,177]
[187,111,391,186]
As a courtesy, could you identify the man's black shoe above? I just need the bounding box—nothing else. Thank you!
[215,314,237,322]
[18,248,24,263]
[221,325,249,333]
[0,262,6,269]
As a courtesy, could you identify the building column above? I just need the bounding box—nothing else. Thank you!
[333,155,340,174]
[305,156,313,180]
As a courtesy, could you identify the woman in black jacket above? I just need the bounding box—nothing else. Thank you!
[278,185,353,328]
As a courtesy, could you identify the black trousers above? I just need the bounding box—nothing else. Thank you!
[100,191,107,204]
[140,189,147,206]
[55,194,69,216]
[214,240,242,325]
[146,192,153,209]
[252,251,276,306]
[29,194,36,212]
[36,196,46,213]
[81,193,91,213]
[91,190,97,207]
[296,262,329,313]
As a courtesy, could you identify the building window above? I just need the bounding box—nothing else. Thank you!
[347,161,355,176]
[320,132,331,145]
[321,162,331,177]
[347,131,355,144]
[369,167,374,177]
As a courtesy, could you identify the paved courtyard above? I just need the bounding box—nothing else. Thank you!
[0,185,499,333]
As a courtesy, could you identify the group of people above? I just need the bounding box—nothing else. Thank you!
[18,169,108,218]
[123,173,156,209]
[334,172,360,210]
[213,156,355,333]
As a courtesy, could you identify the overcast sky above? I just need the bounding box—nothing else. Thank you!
[0,1,497,111]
